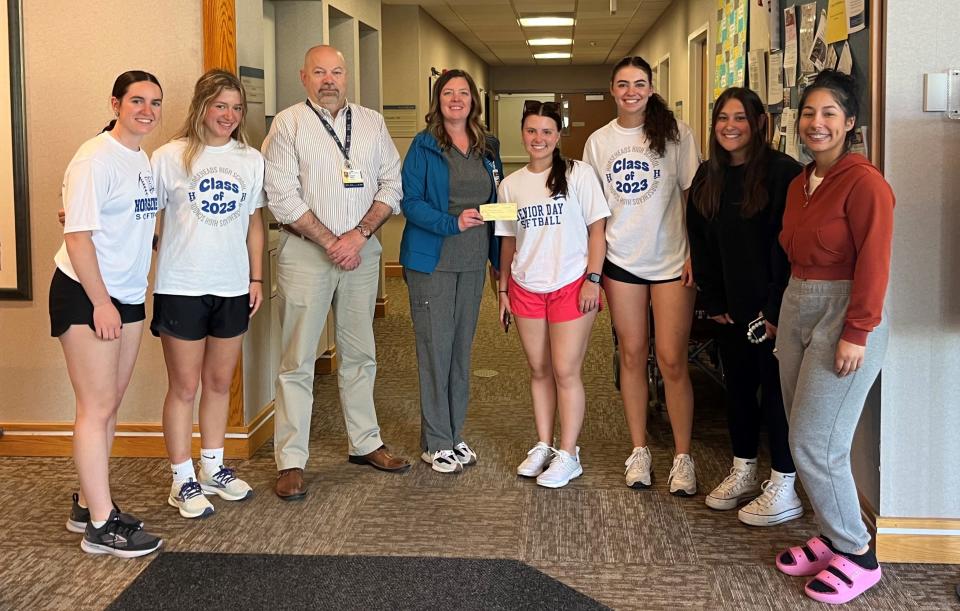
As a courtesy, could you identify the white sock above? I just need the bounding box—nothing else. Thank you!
[200,448,224,475]
[733,456,758,472]
[171,458,196,486]
[91,519,106,528]
[770,469,797,487]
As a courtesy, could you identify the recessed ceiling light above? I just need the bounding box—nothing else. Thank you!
[534,52,572,59]
[528,38,573,46]
[519,16,576,27]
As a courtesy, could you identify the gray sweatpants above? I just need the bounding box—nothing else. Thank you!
[405,268,486,453]
[776,278,888,553]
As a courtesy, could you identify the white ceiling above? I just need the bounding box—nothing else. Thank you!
[382,0,675,66]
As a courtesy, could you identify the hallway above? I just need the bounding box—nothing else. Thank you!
[0,277,956,609]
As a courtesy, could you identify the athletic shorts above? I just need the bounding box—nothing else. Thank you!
[49,268,145,337]
[150,293,250,340]
[508,275,602,323]
[602,258,682,285]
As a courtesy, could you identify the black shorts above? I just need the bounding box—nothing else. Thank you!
[150,293,250,340]
[602,258,682,285]
[49,268,145,337]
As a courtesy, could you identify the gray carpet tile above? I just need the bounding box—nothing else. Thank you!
[0,277,957,610]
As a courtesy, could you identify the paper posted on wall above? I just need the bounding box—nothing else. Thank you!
[851,126,869,160]
[810,10,829,72]
[748,49,768,104]
[846,0,866,34]
[799,3,817,74]
[825,44,839,72]
[825,0,848,44]
[768,50,784,106]
[783,6,798,87]
[837,42,853,75]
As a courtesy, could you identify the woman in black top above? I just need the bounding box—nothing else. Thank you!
[687,88,802,526]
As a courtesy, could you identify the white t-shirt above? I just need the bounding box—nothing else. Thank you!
[54,132,158,304]
[152,139,265,296]
[583,118,700,280]
[495,160,610,293]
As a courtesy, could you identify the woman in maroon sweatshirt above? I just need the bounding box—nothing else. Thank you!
[773,70,894,605]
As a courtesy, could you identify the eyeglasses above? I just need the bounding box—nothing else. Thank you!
[523,100,559,114]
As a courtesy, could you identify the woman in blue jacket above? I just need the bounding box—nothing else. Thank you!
[400,69,503,473]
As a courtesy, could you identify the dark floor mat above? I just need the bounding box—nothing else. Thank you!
[107,552,611,610]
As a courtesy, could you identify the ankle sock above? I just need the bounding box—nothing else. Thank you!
[200,447,224,475]
[171,458,196,486]
[90,519,106,529]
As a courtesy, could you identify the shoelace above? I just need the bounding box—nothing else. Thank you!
[180,480,204,500]
[212,466,237,486]
[454,443,474,458]
[624,448,649,473]
[715,467,753,493]
[751,480,784,508]
[435,450,457,464]
[670,455,694,479]
[548,448,571,467]
[104,514,143,541]
[528,444,553,459]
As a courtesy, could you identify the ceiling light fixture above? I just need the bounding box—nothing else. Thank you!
[519,16,576,27]
[534,52,572,59]
[528,38,573,46]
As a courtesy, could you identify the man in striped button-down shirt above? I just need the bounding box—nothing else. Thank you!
[263,45,410,500]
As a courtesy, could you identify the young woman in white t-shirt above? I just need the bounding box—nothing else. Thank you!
[496,101,610,488]
[583,56,701,496]
[151,70,265,519]
[52,71,164,557]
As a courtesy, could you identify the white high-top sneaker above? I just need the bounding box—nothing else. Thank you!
[705,457,760,510]
[738,471,804,526]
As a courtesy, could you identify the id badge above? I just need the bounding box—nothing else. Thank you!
[342,166,364,188]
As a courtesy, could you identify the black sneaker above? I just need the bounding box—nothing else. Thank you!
[66,493,144,534]
[80,509,162,558]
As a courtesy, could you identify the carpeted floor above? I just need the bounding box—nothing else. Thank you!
[0,277,957,610]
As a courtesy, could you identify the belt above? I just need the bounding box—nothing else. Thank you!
[279,224,306,240]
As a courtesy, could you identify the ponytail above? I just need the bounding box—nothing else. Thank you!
[101,118,117,133]
[545,146,574,199]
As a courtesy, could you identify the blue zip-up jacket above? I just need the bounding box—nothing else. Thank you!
[399,130,503,274]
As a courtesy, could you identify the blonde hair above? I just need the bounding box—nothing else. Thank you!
[176,69,249,172]
[424,69,489,156]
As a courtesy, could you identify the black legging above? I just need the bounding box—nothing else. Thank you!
[716,321,796,474]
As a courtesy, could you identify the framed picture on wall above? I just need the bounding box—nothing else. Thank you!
[1,0,31,300]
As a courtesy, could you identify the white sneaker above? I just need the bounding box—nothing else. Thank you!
[452,441,478,466]
[517,442,553,477]
[536,448,583,488]
[624,446,652,489]
[168,479,215,519]
[668,454,697,496]
[420,450,463,473]
[705,461,760,510]
[738,474,804,526]
[199,465,253,501]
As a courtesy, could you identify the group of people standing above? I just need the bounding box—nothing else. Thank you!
[51,42,893,606]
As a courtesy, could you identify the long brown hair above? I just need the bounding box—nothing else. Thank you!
[424,69,490,156]
[692,87,770,219]
[176,69,250,172]
[521,100,573,198]
[610,56,678,157]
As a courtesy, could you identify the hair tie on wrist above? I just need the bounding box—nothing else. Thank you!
[250,279,263,283]
[498,289,508,293]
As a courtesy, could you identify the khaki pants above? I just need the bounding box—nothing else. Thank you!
[274,233,384,470]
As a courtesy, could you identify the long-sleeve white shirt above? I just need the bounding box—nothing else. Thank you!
[262,101,402,233]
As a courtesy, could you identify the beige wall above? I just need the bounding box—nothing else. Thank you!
[0,1,202,423]
[380,5,491,266]
[627,0,716,153]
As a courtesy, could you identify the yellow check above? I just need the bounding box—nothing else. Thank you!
[479,203,518,221]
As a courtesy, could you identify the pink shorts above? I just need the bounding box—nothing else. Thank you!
[508,275,603,323]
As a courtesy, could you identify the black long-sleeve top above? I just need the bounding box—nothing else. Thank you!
[686,150,802,326]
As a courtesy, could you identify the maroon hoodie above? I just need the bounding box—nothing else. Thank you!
[780,153,895,346]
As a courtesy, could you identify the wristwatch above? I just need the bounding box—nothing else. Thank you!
[586,272,601,284]
[355,223,372,239]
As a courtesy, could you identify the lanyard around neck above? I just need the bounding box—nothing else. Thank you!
[306,100,352,165]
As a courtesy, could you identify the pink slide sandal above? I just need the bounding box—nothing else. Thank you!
[804,555,882,605]
[775,536,834,576]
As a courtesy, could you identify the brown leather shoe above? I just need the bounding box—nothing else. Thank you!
[347,445,411,472]
[275,468,306,500]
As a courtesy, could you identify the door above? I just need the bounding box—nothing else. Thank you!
[559,92,617,161]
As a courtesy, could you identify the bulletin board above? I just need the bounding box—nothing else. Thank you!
[749,0,884,168]
[714,0,747,99]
